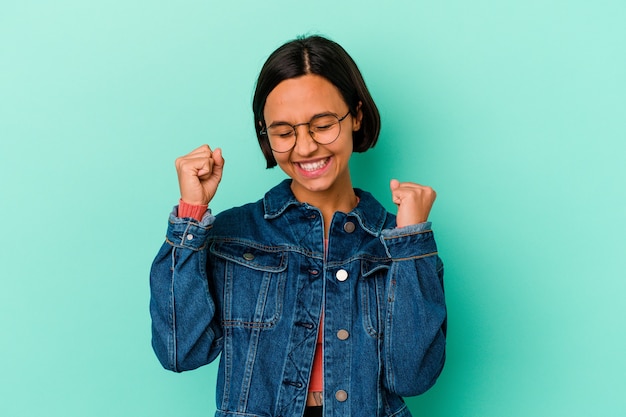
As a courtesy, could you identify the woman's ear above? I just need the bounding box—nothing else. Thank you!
[352,101,363,131]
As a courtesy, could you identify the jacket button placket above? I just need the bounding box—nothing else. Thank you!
[329,262,352,412]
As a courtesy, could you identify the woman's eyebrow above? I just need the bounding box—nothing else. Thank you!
[268,111,339,126]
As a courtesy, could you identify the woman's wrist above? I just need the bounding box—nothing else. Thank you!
[178,198,208,221]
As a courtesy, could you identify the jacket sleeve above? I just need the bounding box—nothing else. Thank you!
[379,222,446,396]
[149,208,223,372]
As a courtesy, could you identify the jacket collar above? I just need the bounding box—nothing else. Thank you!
[263,179,389,236]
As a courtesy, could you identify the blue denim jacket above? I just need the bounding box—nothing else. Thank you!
[150,180,446,417]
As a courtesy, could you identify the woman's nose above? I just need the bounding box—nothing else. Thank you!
[293,125,319,155]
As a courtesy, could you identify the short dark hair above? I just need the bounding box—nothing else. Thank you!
[253,35,381,168]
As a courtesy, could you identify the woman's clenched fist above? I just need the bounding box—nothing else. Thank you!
[175,145,225,205]
[390,179,436,228]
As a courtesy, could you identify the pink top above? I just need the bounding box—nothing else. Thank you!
[309,238,330,393]
[309,315,324,392]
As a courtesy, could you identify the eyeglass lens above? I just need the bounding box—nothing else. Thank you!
[267,114,342,152]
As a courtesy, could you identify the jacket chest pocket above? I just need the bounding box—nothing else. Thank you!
[210,241,288,329]
[359,259,390,338]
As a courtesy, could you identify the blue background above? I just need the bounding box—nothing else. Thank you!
[1,1,625,416]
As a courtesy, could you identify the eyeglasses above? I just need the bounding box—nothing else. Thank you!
[260,110,351,153]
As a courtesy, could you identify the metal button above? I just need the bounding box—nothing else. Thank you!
[337,329,350,340]
[335,390,348,402]
[343,221,355,233]
[186,234,194,241]
[242,253,255,261]
[335,269,348,282]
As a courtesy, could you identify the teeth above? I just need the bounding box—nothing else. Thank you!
[298,158,329,172]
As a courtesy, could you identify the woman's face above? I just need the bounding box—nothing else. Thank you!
[263,74,362,201]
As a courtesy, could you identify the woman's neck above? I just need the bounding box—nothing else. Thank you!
[290,176,357,237]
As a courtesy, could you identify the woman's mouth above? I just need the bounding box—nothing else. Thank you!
[294,157,332,177]
[297,157,330,172]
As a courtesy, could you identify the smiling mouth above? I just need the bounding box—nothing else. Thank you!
[296,157,330,172]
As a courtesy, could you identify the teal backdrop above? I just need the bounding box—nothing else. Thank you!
[1,1,625,416]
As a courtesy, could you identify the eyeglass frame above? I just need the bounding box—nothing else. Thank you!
[260,110,352,153]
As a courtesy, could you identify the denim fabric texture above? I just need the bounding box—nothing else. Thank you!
[150,179,446,417]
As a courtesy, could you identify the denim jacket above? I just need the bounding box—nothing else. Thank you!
[150,180,446,417]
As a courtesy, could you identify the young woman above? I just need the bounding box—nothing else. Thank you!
[150,35,446,417]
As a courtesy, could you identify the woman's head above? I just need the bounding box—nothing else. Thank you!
[253,35,380,168]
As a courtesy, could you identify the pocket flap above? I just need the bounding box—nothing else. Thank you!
[361,258,390,277]
[210,241,287,272]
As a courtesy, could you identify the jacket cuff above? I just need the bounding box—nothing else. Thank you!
[165,206,215,250]
[380,222,438,260]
